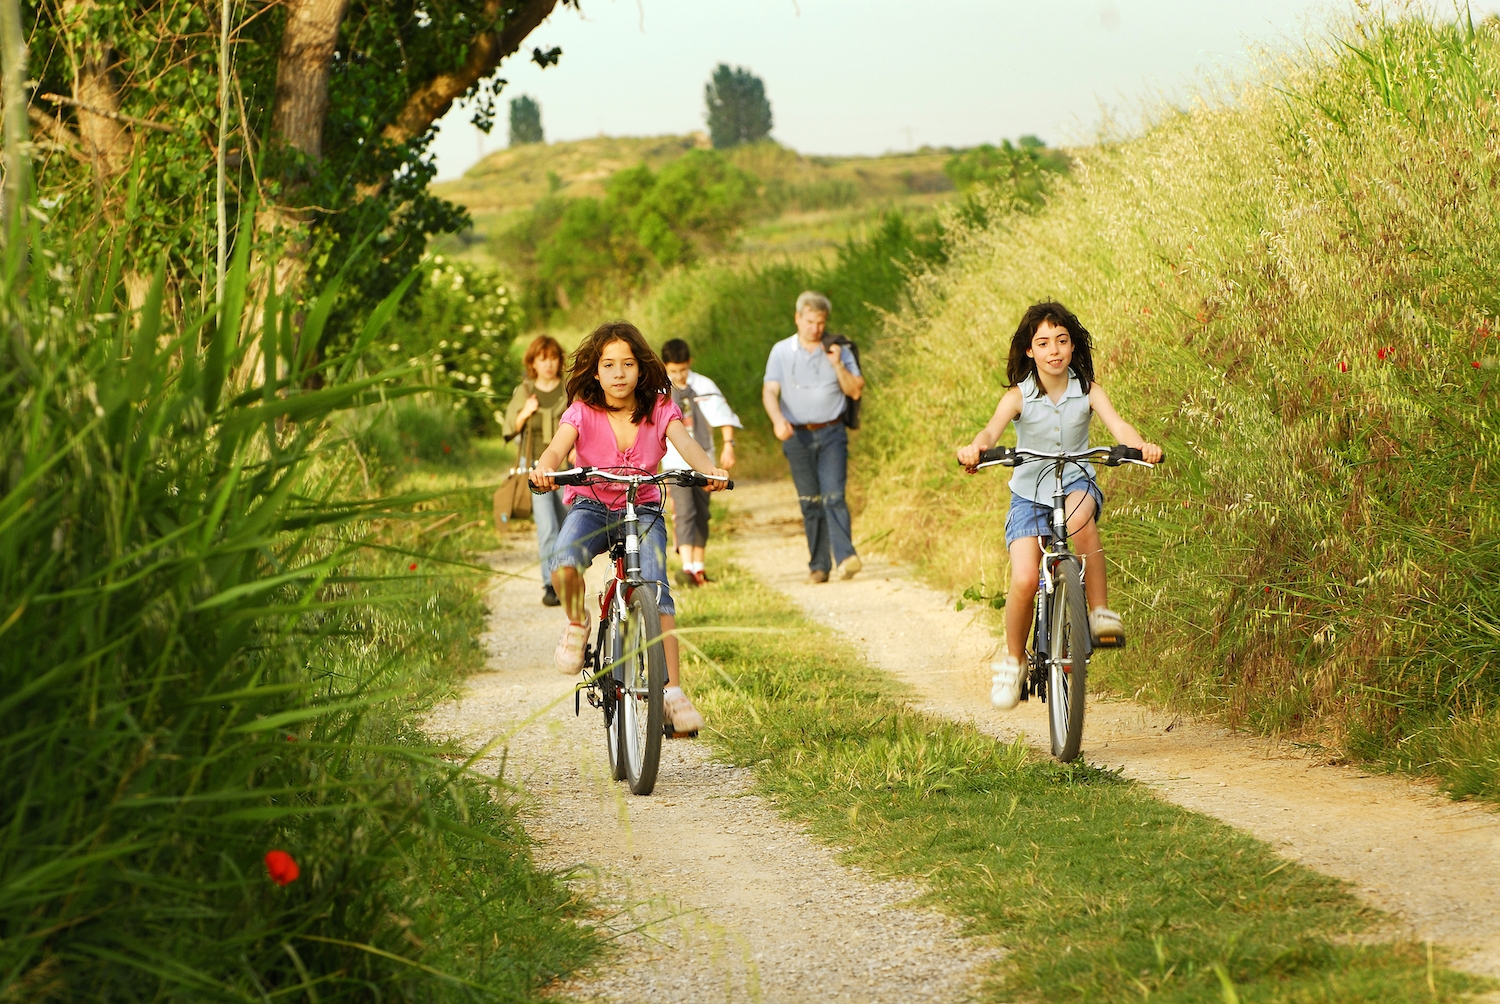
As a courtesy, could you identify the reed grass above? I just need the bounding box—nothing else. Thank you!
[854,10,1500,799]
[0,216,597,998]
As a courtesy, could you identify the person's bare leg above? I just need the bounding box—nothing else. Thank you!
[551,566,586,624]
[1005,538,1042,662]
[690,546,705,566]
[661,613,681,687]
[1063,490,1106,611]
[678,543,693,569]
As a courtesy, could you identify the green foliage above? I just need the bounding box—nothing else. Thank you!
[944,136,1071,199]
[0,225,596,998]
[677,564,1487,1003]
[510,95,545,146]
[705,63,773,149]
[376,255,524,431]
[859,13,1500,798]
[27,0,532,326]
[502,148,758,312]
[644,210,945,442]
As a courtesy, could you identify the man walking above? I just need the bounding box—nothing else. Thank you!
[762,291,865,583]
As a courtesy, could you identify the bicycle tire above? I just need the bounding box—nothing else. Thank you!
[1047,558,1090,762]
[620,587,666,795]
[600,616,626,782]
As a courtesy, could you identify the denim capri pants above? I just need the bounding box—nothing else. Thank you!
[1004,479,1104,548]
[546,497,675,615]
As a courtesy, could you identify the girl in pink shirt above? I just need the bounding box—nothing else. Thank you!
[530,321,728,734]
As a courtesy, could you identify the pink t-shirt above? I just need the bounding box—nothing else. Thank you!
[559,395,683,508]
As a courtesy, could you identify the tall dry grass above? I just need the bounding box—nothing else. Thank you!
[856,11,1500,798]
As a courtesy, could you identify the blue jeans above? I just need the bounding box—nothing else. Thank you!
[532,490,568,585]
[781,423,856,573]
[546,498,675,615]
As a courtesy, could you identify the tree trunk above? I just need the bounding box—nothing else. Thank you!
[272,0,350,160]
[60,0,131,187]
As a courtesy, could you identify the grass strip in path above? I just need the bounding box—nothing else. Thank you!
[675,562,1490,1003]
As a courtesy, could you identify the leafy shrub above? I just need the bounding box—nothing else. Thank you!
[359,397,476,471]
[943,135,1071,209]
[374,255,524,431]
[500,149,758,314]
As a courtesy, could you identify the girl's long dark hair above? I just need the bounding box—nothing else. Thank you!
[566,320,671,423]
[1006,301,1095,392]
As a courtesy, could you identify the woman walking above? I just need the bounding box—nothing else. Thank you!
[503,335,569,606]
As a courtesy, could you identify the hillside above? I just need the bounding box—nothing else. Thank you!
[853,13,1500,799]
[431,135,958,266]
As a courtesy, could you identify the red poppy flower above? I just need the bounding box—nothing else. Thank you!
[1142,307,1151,315]
[285,734,297,742]
[1376,347,1390,360]
[265,850,300,886]
[1474,361,1483,369]
[409,562,418,571]
[1196,312,1208,324]
[1338,361,1348,373]
[1264,586,1272,594]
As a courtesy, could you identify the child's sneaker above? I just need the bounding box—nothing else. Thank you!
[665,691,704,735]
[1089,607,1126,648]
[991,655,1023,710]
[691,570,709,587]
[554,619,589,675]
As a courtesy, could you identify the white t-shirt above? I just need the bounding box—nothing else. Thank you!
[662,371,742,471]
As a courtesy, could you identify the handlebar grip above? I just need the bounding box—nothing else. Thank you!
[1109,445,1144,464]
[725,479,734,490]
[977,446,1015,465]
[551,469,593,487]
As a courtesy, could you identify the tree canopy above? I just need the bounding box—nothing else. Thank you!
[704,64,772,150]
[509,95,544,145]
[28,0,568,322]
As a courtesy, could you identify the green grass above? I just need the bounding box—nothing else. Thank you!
[849,11,1500,800]
[673,561,1489,1002]
[0,215,597,999]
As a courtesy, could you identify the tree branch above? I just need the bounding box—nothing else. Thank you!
[38,92,176,133]
[381,0,561,147]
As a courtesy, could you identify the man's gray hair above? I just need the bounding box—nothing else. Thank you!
[795,290,831,316]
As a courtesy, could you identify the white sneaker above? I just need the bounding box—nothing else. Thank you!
[554,619,589,675]
[1089,607,1125,647]
[665,691,705,734]
[991,655,1023,710]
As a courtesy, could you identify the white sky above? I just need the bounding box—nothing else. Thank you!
[428,0,1495,180]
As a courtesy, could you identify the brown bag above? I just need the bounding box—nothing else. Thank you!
[493,422,534,531]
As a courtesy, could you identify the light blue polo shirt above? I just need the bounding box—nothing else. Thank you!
[763,335,861,425]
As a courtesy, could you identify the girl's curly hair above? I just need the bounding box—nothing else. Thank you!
[1007,301,1095,392]
[566,321,671,423]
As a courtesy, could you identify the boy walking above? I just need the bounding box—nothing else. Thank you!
[660,339,742,586]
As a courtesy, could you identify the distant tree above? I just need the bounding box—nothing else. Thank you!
[944,136,1071,208]
[704,65,773,149]
[510,96,546,146]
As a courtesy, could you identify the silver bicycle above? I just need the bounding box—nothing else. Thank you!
[969,444,1159,761]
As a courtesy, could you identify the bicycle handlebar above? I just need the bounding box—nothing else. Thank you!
[529,466,735,494]
[971,445,1164,470]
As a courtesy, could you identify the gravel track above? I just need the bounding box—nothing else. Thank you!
[424,531,998,1003]
[727,479,1500,981]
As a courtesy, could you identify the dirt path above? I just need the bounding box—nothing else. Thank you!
[424,535,997,1003]
[727,479,1500,980]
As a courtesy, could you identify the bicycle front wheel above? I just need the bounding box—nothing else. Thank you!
[620,587,666,795]
[1047,557,1090,762]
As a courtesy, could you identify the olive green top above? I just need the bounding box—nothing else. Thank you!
[502,380,567,466]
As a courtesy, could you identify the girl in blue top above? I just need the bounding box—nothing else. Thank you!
[957,302,1162,711]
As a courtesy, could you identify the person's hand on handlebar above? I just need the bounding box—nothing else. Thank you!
[528,462,559,493]
[1138,442,1164,464]
[956,441,992,472]
[702,466,731,492]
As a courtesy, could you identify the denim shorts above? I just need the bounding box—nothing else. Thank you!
[546,498,675,615]
[1004,479,1104,548]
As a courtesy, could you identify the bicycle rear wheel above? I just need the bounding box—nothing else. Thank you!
[599,617,626,782]
[620,587,665,795]
[1047,557,1090,762]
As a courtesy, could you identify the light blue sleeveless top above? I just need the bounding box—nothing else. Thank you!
[1009,372,1094,503]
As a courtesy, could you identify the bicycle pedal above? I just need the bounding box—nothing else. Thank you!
[1092,634,1126,649]
[663,725,699,739]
